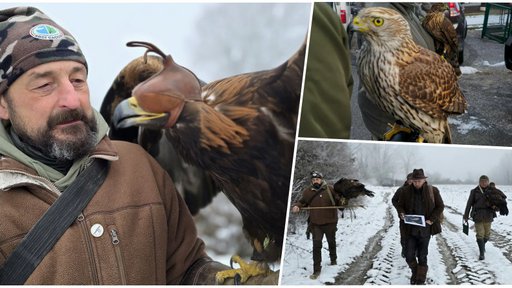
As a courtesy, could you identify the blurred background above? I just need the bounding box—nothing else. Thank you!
[4,2,311,262]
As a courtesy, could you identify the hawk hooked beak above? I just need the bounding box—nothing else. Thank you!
[352,16,369,32]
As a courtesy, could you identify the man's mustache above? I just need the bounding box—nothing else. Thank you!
[47,109,87,128]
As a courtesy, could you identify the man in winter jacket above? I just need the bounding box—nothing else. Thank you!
[0,6,266,284]
[463,175,496,260]
[292,171,341,280]
[397,169,444,285]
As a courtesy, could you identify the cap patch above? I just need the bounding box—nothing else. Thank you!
[30,24,63,40]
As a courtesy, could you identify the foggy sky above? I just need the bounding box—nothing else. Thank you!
[6,3,310,110]
[351,141,512,182]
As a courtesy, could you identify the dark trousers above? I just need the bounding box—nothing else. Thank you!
[311,223,337,273]
[405,234,430,266]
[399,220,406,251]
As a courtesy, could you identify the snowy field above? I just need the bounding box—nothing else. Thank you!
[281,185,512,285]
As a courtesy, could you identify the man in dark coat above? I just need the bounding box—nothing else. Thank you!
[397,169,444,285]
[392,172,413,258]
[292,171,341,280]
[463,175,496,260]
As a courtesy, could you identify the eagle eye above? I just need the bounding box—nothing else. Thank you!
[373,17,384,27]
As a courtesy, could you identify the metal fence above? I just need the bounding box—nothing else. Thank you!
[481,3,512,43]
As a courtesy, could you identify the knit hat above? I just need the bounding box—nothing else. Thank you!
[0,7,87,95]
[479,175,489,181]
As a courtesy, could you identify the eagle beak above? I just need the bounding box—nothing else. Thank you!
[351,16,368,32]
[112,96,169,129]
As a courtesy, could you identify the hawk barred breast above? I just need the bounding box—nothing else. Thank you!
[353,7,467,143]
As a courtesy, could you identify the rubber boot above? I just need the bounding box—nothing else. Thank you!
[477,238,485,260]
[407,260,418,285]
[416,265,428,285]
[309,270,320,280]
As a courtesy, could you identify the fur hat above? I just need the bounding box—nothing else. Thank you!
[0,7,87,95]
[411,168,427,180]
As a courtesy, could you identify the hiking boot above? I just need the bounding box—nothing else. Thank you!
[309,272,320,280]
[416,265,428,285]
[407,261,418,285]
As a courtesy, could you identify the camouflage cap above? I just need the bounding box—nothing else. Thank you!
[0,7,87,95]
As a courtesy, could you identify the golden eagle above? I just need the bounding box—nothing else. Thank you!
[102,40,305,283]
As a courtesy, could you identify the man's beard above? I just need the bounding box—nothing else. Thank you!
[10,107,98,161]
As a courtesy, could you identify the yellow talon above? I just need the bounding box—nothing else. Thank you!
[383,122,413,141]
[215,255,269,284]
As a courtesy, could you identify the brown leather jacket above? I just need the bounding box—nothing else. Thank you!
[0,137,219,284]
[295,181,340,225]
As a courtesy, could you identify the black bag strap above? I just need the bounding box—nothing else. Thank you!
[0,158,110,284]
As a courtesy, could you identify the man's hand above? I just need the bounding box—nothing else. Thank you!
[426,220,433,225]
[399,213,404,220]
[463,216,468,222]
[291,206,300,213]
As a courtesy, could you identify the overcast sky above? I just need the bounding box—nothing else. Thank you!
[5,2,311,109]
[351,141,512,182]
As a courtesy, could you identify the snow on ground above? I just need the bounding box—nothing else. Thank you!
[460,66,480,75]
[449,116,486,134]
[281,185,512,285]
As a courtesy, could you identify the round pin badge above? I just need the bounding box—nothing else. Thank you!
[29,24,63,40]
[90,223,104,238]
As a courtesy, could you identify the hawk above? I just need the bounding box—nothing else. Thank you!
[422,3,461,76]
[353,7,467,143]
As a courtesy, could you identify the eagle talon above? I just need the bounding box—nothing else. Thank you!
[215,255,270,284]
[234,273,242,285]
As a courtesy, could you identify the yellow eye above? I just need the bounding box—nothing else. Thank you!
[373,18,384,26]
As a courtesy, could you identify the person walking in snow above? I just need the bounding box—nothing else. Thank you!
[463,175,497,260]
[397,169,444,285]
[292,171,342,280]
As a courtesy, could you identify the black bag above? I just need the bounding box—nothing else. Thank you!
[462,220,469,235]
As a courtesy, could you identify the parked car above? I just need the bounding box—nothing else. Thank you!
[446,2,468,65]
[506,34,512,70]
[329,2,352,29]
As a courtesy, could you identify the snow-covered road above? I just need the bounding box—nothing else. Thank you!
[281,185,512,285]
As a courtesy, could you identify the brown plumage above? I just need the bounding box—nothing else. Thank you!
[333,178,375,199]
[110,40,305,266]
[353,7,467,143]
[422,3,461,76]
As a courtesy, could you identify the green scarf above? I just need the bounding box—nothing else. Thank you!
[0,109,109,191]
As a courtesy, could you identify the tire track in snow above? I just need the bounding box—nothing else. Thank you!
[439,210,497,284]
[331,192,393,285]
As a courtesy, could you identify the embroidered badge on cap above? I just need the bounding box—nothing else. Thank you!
[29,24,63,40]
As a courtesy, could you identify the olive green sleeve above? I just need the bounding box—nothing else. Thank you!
[298,2,353,139]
